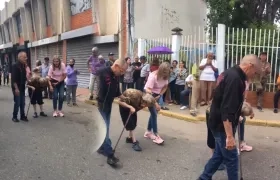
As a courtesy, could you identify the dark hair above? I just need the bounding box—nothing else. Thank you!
[36,60,42,66]
[172,60,178,64]
[52,55,61,70]
[180,61,186,68]
[70,58,75,63]
[151,57,160,66]
[124,57,130,62]
[44,57,49,61]
[260,52,267,56]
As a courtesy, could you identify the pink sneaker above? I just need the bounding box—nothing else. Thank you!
[153,135,164,145]
[57,111,65,117]
[240,142,253,152]
[53,111,58,117]
[144,131,156,139]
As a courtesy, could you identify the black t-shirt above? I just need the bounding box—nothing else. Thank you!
[11,62,27,92]
[132,62,141,80]
[208,66,246,132]
[97,67,121,106]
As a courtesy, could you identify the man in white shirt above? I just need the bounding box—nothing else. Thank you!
[139,56,150,91]
[179,74,193,110]
[199,51,218,106]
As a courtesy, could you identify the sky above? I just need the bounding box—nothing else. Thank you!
[0,0,9,11]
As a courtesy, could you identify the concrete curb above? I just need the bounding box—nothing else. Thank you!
[84,99,280,128]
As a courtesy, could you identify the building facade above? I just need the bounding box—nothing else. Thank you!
[0,0,125,88]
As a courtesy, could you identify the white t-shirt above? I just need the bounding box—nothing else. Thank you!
[185,74,194,82]
[140,63,150,77]
[199,58,217,81]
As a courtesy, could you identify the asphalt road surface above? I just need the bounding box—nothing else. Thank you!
[0,87,279,180]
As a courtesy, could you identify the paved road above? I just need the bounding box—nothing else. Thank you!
[0,87,279,180]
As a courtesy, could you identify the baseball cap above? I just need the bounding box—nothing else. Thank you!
[108,52,114,56]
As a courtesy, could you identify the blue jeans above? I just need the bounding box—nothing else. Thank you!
[147,105,158,135]
[199,131,238,180]
[158,96,165,107]
[180,89,190,106]
[12,90,25,119]
[53,82,65,110]
[98,103,113,156]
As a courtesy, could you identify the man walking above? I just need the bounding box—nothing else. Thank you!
[197,55,260,180]
[11,52,29,122]
[41,57,52,99]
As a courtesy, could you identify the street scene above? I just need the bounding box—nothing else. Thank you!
[0,87,279,180]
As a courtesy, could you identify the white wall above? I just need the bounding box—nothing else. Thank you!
[134,0,207,38]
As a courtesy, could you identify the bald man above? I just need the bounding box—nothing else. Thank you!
[198,55,260,180]
[11,52,29,122]
[96,59,128,167]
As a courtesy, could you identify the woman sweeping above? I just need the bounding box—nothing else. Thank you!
[118,89,155,151]
[47,56,67,117]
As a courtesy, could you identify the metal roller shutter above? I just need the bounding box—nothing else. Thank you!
[66,35,93,88]
[36,45,48,68]
[48,42,63,60]
[30,48,36,69]
[98,43,119,60]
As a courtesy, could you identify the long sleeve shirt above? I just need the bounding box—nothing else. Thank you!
[208,65,246,132]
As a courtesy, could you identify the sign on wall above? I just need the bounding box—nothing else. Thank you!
[70,0,92,15]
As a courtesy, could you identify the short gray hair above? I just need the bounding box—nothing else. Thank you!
[142,93,155,107]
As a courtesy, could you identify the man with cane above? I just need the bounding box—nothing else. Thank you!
[96,59,128,166]
[197,55,260,180]
[11,52,29,122]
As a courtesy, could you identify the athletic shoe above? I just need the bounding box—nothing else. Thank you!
[12,118,20,123]
[40,112,48,117]
[132,141,142,151]
[58,111,65,117]
[153,135,164,145]
[53,111,58,117]
[274,108,278,113]
[107,154,119,166]
[240,142,253,152]
[20,116,29,122]
[33,112,38,118]
[180,106,187,110]
[144,131,156,140]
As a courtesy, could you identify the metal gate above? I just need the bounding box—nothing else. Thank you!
[48,42,63,60]
[30,48,36,69]
[66,35,93,88]
[98,43,119,60]
[36,45,48,68]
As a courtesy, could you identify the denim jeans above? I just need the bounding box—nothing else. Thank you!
[158,96,165,107]
[180,89,190,106]
[199,131,239,180]
[53,82,65,110]
[98,103,113,156]
[147,105,158,135]
[12,90,25,119]
[169,80,176,101]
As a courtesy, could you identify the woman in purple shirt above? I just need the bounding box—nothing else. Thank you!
[66,59,80,106]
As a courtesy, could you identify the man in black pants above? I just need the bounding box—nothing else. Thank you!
[97,59,128,166]
[11,52,29,122]
[132,56,142,90]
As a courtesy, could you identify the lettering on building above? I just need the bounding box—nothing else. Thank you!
[70,0,92,15]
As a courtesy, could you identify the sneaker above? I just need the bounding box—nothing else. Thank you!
[153,135,164,145]
[73,103,78,106]
[12,118,20,123]
[40,112,48,117]
[144,131,156,140]
[53,111,58,117]
[274,108,278,113]
[107,154,119,166]
[33,112,38,118]
[57,111,65,117]
[20,116,29,122]
[190,112,197,117]
[180,106,187,110]
[132,141,142,151]
[161,107,169,110]
[67,103,72,107]
[126,137,133,143]
[240,142,253,152]
[257,106,263,112]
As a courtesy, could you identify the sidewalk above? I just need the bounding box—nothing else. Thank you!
[76,89,280,128]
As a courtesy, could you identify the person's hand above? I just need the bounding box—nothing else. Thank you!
[155,103,161,111]
[239,116,243,122]
[15,89,20,96]
[49,86,53,92]
[250,112,254,119]
[225,136,236,150]
[207,59,212,65]
[129,106,136,114]
[30,86,35,91]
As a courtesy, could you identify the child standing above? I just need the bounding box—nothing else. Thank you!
[27,68,48,118]
[66,59,80,106]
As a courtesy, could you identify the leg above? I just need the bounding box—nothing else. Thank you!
[239,117,252,152]
[206,81,215,103]
[257,82,265,109]
[273,90,280,109]
[89,74,94,99]
[7,75,9,85]
[174,84,180,104]
[72,85,78,104]
[128,83,134,89]
[52,86,59,111]
[12,92,20,120]
[180,89,189,107]
[19,91,26,119]
[66,85,72,104]
[58,83,65,111]
[200,80,207,105]
[190,80,200,115]
[122,83,127,93]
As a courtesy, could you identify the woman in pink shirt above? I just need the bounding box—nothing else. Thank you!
[144,62,170,145]
[47,56,67,117]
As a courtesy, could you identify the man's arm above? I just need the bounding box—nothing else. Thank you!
[220,75,242,138]
[11,65,19,90]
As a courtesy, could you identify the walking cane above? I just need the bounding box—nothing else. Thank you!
[26,90,34,117]
[237,123,244,180]
[112,113,132,154]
